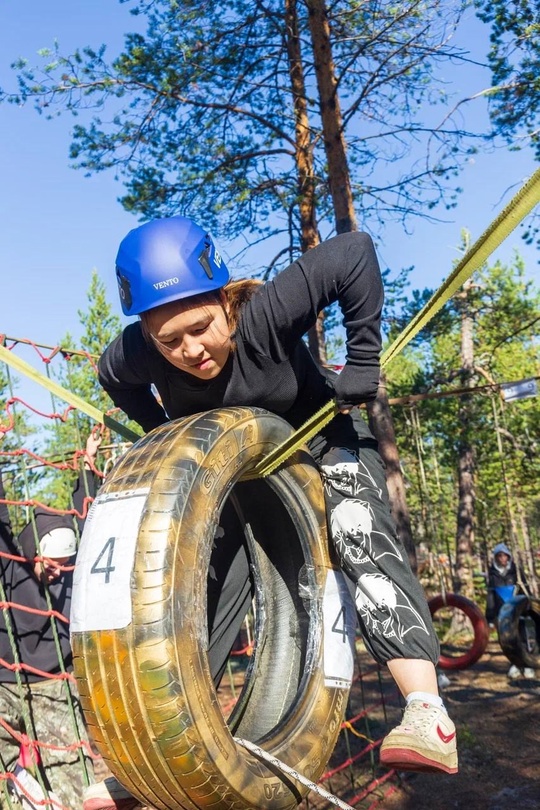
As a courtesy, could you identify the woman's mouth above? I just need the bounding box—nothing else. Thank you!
[192,358,212,370]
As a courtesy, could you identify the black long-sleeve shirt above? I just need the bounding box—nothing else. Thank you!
[98,232,384,458]
[0,469,99,684]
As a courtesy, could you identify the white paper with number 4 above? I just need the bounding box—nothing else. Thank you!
[322,569,356,688]
[70,488,149,633]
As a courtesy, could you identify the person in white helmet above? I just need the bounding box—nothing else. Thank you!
[0,432,102,808]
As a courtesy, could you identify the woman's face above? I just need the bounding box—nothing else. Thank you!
[146,299,232,380]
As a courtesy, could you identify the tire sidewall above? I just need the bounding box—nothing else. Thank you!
[73,408,353,809]
[428,593,489,671]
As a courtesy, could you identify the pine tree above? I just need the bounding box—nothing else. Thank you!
[37,271,126,508]
[3,0,480,254]
[386,249,539,593]
[0,360,36,535]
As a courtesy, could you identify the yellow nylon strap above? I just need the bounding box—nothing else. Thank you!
[0,344,142,444]
[381,167,540,368]
[253,167,540,477]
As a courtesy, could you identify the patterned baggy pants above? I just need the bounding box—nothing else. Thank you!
[204,430,439,683]
[320,439,439,665]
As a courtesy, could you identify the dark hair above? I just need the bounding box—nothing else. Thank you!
[140,278,263,344]
[222,279,263,333]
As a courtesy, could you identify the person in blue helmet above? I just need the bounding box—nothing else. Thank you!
[486,542,535,680]
[85,217,458,810]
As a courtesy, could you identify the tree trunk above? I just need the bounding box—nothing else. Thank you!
[285,0,318,254]
[306,0,416,564]
[454,281,475,597]
[517,500,539,597]
[367,374,418,572]
[285,0,327,364]
[454,444,475,596]
[306,0,356,234]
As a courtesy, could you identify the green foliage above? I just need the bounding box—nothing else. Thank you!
[1,0,485,263]
[0,361,34,455]
[475,0,540,157]
[35,272,126,509]
[474,0,540,247]
[387,251,539,583]
[0,361,37,533]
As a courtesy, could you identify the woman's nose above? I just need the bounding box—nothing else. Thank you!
[181,336,204,359]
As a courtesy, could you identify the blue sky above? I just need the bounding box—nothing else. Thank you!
[1,0,539,360]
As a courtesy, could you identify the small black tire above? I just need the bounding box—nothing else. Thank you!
[497,595,540,670]
[428,593,490,671]
[71,407,355,810]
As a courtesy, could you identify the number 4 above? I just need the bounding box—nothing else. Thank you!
[90,537,116,584]
[331,606,348,643]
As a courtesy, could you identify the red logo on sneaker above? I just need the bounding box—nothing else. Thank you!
[437,725,456,744]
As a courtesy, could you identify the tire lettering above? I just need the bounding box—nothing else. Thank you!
[240,423,255,448]
[263,783,282,799]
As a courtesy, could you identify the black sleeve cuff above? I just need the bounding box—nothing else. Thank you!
[333,363,380,410]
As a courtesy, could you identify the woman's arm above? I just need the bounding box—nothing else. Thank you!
[240,232,383,409]
[98,323,169,432]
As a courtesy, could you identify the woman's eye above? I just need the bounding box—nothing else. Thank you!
[157,337,180,349]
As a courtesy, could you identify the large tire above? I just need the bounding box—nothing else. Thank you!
[497,595,540,670]
[428,593,489,671]
[71,407,356,810]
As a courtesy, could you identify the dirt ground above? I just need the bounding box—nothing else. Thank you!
[93,637,540,810]
[381,638,540,810]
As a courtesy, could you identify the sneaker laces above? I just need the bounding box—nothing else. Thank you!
[400,701,440,734]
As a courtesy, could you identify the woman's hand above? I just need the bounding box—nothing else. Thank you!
[334,363,380,412]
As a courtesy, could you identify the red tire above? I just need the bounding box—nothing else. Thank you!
[428,593,489,671]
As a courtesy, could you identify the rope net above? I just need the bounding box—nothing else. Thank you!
[0,338,403,809]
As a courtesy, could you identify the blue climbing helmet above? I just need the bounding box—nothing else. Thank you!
[115,216,230,315]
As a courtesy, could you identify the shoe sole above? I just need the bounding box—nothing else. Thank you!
[380,746,458,775]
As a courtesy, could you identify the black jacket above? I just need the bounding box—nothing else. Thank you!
[485,559,524,624]
[0,469,98,684]
[98,232,384,460]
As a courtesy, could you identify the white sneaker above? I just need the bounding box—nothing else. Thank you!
[380,700,458,774]
[523,667,535,680]
[507,664,522,679]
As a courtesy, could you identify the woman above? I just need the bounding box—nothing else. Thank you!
[86,217,457,810]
